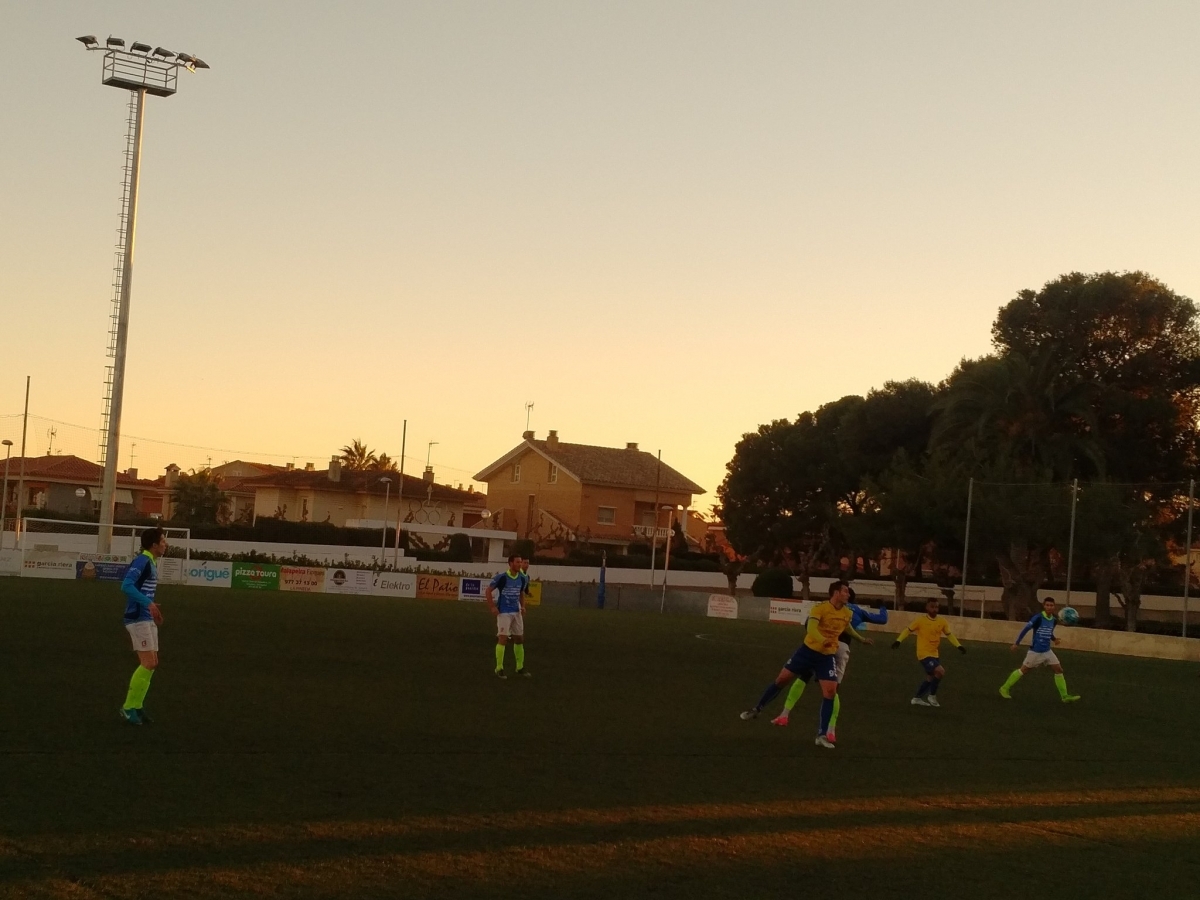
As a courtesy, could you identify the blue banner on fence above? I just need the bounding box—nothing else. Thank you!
[77,560,128,581]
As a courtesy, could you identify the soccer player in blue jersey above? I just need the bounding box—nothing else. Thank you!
[771,588,887,741]
[486,554,530,679]
[119,528,167,725]
[1000,595,1080,702]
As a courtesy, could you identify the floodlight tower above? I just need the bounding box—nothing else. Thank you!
[76,35,209,552]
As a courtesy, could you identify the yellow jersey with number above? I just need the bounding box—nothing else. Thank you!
[803,601,853,655]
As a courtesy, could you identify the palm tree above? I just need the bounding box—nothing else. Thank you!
[371,453,399,472]
[339,440,378,471]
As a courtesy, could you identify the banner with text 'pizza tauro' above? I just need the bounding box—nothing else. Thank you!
[231,562,280,591]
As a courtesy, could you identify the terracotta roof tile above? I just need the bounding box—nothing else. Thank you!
[476,441,704,494]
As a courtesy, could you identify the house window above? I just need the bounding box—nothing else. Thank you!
[597,506,616,525]
[511,464,521,483]
[548,463,558,484]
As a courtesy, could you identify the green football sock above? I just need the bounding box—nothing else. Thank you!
[1054,673,1070,699]
[123,665,154,710]
[514,644,525,669]
[783,679,806,712]
[1001,669,1023,692]
[828,693,842,731]
[494,644,506,671]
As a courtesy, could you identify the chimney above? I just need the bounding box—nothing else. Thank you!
[626,442,638,451]
[423,466,435,484]
[329,457,342,482]
[304,462,315,471]
[285,462,295,471]
[164,464,180,489]
[547,430,559,448]
[522,430,535,441]
[125,467,138,480]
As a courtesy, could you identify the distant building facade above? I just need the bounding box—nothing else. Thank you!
[473,430,705,554]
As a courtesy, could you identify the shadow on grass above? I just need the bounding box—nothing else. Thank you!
[5,786,1200,899]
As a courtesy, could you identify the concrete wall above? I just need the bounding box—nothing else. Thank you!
[869,609,1200,663]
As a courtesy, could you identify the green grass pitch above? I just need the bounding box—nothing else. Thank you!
[3,579,1200,899]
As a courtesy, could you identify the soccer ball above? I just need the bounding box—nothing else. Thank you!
[1059,606,1080,625]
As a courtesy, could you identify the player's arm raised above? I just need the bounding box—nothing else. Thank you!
[891,626,913,649]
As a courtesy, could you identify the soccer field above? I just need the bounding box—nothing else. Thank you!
[3,580,1200,899]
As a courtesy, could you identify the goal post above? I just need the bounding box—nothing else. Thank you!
[19,517,191,560]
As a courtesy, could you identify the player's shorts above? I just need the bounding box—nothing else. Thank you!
[125,621,159,652]
[1023,649,1060,668]
[834,642,850,683]
[920,656,941,675]
[784,645,837,682]
[496,612,525,637]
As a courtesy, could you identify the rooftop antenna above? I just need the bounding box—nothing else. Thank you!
[525,401,534,431]
[130,442,136,470]
[47,427,57,455]
[426,441,439,468]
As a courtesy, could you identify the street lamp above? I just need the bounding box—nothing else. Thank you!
[1,440,12,551]
[379,476,392,559]
[77,35,209,552]
[659,504,683,612]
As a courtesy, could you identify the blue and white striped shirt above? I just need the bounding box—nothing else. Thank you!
[122,551,158,624]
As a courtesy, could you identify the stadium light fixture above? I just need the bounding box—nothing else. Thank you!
[77,33,209,553]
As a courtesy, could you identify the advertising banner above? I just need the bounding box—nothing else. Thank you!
[280,566,325,592]
[416,573,460,600]
[459,577,486,601]
[706,594,739,619]
[526,580,542,606]
[158,558,185,584]
[324,567,373,594]
[22,552,78,579]
[768,599,815,625]
[0,549,21,575]
[373,571,416,598]
[76,559,129,581]
[185,560,232,588]
[231,562,280,591]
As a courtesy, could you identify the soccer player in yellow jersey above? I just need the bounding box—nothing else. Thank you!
[891,597,966,707]
[740,580,871,748]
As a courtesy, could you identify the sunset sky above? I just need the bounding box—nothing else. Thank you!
[3,1,1200,506]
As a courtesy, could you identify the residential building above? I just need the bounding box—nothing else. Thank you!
[0,454,166,520]
[241,458,483,531]
[473,430,705,554]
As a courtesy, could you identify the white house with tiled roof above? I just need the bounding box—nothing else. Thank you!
[473,431,705,553]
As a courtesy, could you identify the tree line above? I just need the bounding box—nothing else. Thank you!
[717,271,1200,629]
